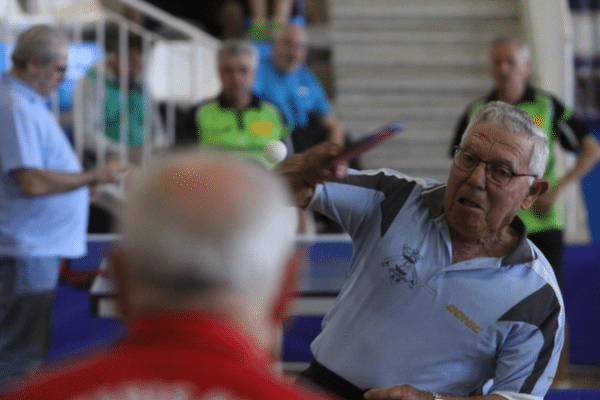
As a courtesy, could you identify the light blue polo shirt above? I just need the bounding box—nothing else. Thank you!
[253,56,331,128]
[0,74,89,266]
[307,169,565,400]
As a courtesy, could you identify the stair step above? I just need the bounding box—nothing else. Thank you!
[339,105,462,120]
[363,142,452,159]
[335,64,489,83]
[336,77,490,94]
[334,92,480,109]
[331,17,520,35]
[343,118,456,139]
[346,128,454,146]
[333,42,489,65]
[330,1,518,19]
[332,31,504,45]
[361,149,452,183]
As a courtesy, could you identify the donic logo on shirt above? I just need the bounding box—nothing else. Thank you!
[382,245,422,288]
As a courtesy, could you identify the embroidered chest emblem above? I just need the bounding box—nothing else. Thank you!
[382,245,422,287]
[530,113,543,127]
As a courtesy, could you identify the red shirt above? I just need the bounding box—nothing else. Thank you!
[2,310,328,400]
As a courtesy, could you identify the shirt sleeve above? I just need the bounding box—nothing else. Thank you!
[309,171,383,237]
[0,97,44,174]
[309,169,422,239]
[488,283,564,398]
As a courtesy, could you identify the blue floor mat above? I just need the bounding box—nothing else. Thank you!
[48,283,122,365]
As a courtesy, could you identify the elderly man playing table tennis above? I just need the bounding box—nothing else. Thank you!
[276,101,564,400]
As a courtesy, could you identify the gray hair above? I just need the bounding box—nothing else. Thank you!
[462,101,549,178]
[11,25,68,68]
[218,39,258,70]
[119,150,297,310]
[491,36,531,64]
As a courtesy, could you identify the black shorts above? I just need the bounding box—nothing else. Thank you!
[297,359,366,400]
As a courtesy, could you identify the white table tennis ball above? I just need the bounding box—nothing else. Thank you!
[264,140,287,163]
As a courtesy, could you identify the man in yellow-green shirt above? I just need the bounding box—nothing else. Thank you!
[195,39,290,169]
[451,37,600,285]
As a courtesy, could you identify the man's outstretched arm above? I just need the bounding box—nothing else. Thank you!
[275,141,347,208]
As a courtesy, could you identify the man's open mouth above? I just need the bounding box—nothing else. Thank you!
[459,198,482,209]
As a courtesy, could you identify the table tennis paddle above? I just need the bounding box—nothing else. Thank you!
[327,122,404,168]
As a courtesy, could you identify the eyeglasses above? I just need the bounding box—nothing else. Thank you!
[453,146,538,187]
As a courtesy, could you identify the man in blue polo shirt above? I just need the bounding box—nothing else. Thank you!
[254,23,345,153]
[254,23,349,233]
[277,101,564,400]
[0,25,125,384]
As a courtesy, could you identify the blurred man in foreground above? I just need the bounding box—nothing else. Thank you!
[278,101,564,400]
[2,150,329,400]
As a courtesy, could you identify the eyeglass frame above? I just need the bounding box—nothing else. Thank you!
[452,146,538,186]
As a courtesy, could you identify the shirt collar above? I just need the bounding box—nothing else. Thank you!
[421,183,535,265]
[2,72,45,103]
[128,310,270,363]
[217,92,262,110]
[486,84,536,104]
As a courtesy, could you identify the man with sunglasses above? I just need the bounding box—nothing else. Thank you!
[277,101,564,400]
[0,25,126,385]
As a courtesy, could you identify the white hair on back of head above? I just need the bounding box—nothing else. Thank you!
[119,150,298,311]
[462,101,549,178]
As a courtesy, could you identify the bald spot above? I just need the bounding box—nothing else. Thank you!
[150,163,258,238]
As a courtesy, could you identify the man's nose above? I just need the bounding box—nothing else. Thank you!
[233,71,245,82]
[499,61,511,74]
[467,161,488,188]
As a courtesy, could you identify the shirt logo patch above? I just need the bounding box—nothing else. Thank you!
[446,303,482,334]
[531,114,543,127]
[298,86,309,96]
[382,245,421,287]
[250,120,274,136]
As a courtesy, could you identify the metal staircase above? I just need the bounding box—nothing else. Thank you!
[329,0,523,182]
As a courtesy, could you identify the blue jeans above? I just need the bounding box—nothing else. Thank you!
[0,257,59,385]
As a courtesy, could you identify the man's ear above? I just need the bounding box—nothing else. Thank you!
[270,245,307,326]
[26,54,45,70]
[521,178,549,210]
[25,55,38,74]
